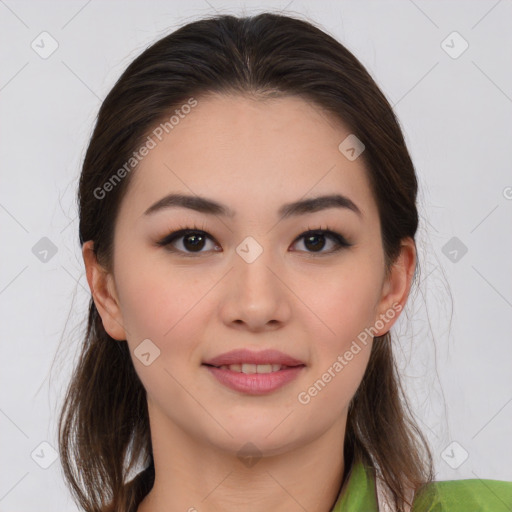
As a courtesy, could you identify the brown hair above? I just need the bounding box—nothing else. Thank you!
[58,12,433,512]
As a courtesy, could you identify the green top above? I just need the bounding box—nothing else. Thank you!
[331,458,512,511]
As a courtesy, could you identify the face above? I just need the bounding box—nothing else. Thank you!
[84,93,413,457]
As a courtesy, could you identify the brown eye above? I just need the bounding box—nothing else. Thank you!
[157,229,220,254]
[291,230,351,254]
[182,232,207,251]
[157,227,351,256]
[303,233,327,252]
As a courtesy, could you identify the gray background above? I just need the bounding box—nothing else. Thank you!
[1,0,511,509]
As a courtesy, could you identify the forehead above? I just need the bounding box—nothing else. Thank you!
[119,93,377,224]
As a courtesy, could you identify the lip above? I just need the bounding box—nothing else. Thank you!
[202,348,305,367]
[202,349,306,396]
[204,365,305,395]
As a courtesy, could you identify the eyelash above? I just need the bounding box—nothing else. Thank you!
[156,223,352,257]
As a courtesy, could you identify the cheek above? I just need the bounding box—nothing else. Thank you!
[306,263,382,345]
[114,248,213,342]
[296,270,377,415]
[296,260,381,408]
[114,260,210,396]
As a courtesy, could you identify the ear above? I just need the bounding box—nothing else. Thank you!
[373,237,416,336]
[82,240,127,340]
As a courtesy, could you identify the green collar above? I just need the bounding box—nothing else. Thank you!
[330,458,378,511]
[329,458,512,512]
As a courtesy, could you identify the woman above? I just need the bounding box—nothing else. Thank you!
[58,12,512,512]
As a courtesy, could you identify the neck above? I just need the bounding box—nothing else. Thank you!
[137,407,348,512]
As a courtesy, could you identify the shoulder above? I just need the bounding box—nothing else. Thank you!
[412,477,512,511]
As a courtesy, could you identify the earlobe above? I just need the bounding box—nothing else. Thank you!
[374,238,416,336]
[82,241,127,341]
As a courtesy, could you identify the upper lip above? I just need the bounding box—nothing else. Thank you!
[203,349,305,367]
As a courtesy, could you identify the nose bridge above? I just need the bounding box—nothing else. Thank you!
[220,234,291,329]
[234,234,280,296]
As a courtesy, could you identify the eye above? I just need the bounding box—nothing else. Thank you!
[156,225,352,256]
[156,227,221,255]
[290,228,352,254]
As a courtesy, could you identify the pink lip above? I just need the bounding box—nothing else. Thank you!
[204,365,305,395]
[202,349,306,396]
[202,348,305,367]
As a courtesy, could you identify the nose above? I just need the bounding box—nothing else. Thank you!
[218,244,292,332]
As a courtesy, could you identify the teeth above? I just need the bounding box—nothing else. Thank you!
[217,363,283,373]
[242,363,257,374]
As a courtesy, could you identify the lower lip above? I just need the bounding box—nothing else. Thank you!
[203,365,305,395]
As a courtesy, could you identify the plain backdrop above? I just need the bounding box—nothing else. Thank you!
[0,0,511,510]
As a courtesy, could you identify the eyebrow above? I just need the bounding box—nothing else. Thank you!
[143,193,362,219]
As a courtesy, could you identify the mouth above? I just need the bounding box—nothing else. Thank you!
[202,348,306,368]
[201,348,306,395]
[202,363,303,374]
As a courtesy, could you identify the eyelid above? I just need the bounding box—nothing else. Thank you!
[156,225,352,255]
[155,227,220,255]
[299,227,352,248]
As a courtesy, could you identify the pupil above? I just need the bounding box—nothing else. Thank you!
[305,234,325,251]
[184,233,205,251]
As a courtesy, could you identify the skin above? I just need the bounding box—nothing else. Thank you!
[83,94,416,512]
